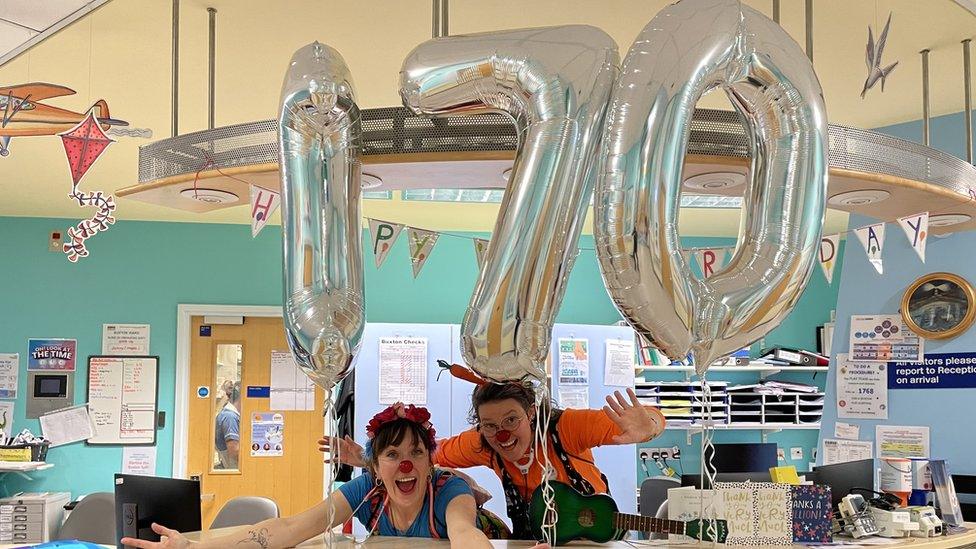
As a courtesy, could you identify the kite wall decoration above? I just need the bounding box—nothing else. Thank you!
[58,111,118,262]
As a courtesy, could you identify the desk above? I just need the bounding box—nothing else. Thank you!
[187,524,976,549]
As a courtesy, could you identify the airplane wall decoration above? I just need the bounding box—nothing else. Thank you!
[0,82,128,157]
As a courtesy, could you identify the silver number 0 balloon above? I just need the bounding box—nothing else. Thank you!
[400,26,618,383]
[595,0,828,375]
[278,43,365,391]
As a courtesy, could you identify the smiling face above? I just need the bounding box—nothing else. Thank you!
[371,422,433,509]
[477,398,535,463]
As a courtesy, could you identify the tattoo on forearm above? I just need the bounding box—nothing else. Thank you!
[237,528,271,549]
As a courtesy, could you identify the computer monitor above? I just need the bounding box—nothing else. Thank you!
[681,471,774,489]
[704,443,778,473]
[812,458,875,507]
[114,474,201,547]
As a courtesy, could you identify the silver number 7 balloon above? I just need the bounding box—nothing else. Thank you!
[278,43,365,391]
[595,0,828,375]
[400,26,618,383]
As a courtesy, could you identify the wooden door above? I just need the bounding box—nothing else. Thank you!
[187,316,325,527]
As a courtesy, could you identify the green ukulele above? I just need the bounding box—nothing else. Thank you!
[529,481,728,546]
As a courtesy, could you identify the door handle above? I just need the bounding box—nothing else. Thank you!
[201,493,215,501]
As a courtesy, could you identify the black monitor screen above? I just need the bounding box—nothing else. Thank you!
[34,375,66,397]
[704,443,778,473]
[681,471,774,489]
[115,474,201,547]
[812,458,875,507]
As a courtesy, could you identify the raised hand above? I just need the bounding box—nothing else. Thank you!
[120,523,189,549]
[317,434,366,468]
[603,388,665,444]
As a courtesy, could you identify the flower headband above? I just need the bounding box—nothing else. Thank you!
[364,402,437,457]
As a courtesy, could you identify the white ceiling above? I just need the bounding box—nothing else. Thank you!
[0,0,973,236]
[0,0,109,66]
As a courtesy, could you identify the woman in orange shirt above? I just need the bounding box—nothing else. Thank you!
[322,368,665,539]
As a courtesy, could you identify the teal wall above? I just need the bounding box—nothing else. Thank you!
[0,216,840,497]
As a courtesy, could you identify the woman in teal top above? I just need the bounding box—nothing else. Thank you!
[122,403,491,549]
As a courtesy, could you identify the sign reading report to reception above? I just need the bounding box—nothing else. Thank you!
[888,352,976,389]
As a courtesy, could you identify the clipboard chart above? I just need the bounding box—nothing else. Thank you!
[86,355,159,445]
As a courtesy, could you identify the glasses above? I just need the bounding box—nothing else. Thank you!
[479,415,525,437]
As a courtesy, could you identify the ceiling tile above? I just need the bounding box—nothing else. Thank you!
[0,19,34,53]
[0,0,89,31]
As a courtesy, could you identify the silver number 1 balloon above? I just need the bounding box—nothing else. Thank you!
[400,26,618,383]
[278,43,365,391]
[595,0,828,375]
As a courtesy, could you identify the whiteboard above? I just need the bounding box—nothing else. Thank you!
[86,356,159,445]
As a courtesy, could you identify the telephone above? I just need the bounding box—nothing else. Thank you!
[834,494,879,538]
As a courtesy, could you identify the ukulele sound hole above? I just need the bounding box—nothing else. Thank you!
[577,508,595,528]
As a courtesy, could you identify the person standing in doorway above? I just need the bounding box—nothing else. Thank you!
[215,381,241,469]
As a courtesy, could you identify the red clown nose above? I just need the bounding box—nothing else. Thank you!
[495,430,512,443]
[398,460,413,474]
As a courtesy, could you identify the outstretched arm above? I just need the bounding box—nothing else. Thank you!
[444,494,492,549]
[121,490,353,549]
[603,388,666,444]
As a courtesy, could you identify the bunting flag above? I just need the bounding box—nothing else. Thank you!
[818,234,840,284]
[369,219,404,268]
[473,238,489,270]
[694,247,728,279]
[855,222,886,274]
[680,249,694,269]
[897,212,928,263]
[249,185,280,237]
[407,228,439,278]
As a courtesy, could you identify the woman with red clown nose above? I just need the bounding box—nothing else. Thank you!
[123,403,494,549]
[322,366,666,540]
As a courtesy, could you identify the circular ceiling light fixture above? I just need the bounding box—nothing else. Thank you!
[362,172,383,189]
[683,171,746,191]
[179,188,239,204]
[827,189,890,207]
[501,167,513,182]
[928,213,971,227]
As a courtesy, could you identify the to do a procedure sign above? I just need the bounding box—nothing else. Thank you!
[888,353,976,389]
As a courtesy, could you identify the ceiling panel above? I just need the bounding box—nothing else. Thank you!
[0,0,108,66]
[0,20,34,53]
[0,0,89,30]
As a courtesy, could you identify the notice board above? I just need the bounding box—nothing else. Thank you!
[86,356,159,445]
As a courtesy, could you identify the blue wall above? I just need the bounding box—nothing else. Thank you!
[0,217,839,497]
[874,110,976,161]
[817,217,975,473]
[815,109,976,474]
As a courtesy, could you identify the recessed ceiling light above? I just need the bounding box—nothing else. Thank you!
[362,172,383,189]
[684,172,746,191]
[827,189,890,207]
[928,213,971,227]
[179,188,239,204]
[501,167,513,182]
